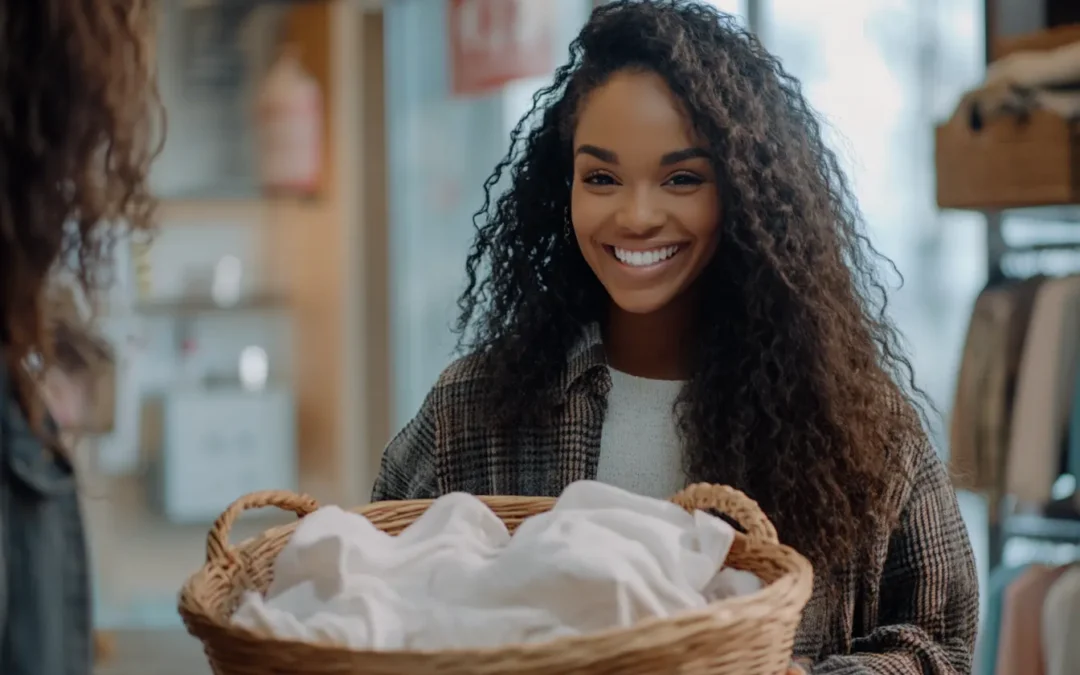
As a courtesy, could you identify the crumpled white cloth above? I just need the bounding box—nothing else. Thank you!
[232,480,763,650]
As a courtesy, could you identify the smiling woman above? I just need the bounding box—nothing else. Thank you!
[372,1,978,672]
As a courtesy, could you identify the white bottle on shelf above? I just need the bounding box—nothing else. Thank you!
[255,45,323,198]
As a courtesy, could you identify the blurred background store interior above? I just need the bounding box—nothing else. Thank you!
[67,0,1079,672]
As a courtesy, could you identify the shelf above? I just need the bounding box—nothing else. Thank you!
[157,197,325,225]
[157,198,269,224]
[994,204,1080,224]
[133,295,289,317]
[1004,513,1080,544]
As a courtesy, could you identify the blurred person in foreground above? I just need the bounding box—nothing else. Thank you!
[372,1,977,672]
[0,1,160,673]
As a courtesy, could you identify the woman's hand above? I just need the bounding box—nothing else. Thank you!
[785,658,810,674]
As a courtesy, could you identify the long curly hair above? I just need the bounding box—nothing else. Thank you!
[0,0,161,424]
[456,0,930,577]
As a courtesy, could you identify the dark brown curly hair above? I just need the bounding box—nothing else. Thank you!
[0,0,161,424]
[456,0,931,579]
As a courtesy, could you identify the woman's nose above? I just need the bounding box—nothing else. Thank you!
[615,185,666,234]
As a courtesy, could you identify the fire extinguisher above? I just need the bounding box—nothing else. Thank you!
[255,44,323,198]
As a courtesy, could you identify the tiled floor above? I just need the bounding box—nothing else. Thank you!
[95,631,211,675]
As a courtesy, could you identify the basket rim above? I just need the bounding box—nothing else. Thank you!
[179,494,814,661]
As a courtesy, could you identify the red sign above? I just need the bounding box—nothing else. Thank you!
[448,0,555,97]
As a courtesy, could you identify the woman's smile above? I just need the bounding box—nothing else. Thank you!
[608,244,684,267]
[601,243,690,283]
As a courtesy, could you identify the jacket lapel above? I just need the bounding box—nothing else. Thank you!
[547,323,609,493]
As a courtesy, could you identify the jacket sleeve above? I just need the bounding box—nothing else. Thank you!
[811,441,979,674]
[370,390,440,502]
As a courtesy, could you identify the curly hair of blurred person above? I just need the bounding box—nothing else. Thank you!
[455,0,932,579]
[0,0,162,426]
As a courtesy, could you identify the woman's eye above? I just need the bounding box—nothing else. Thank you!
[583,172,617,186]
[666,173,704,187]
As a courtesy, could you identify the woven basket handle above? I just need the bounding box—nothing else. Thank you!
[671,483,778,545]
[206,490,321,566]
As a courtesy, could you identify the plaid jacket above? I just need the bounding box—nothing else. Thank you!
[372,324,979,673]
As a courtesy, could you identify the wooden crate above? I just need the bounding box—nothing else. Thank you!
[935,107,1080,210]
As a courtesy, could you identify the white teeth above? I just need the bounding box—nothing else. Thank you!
[612,245,681,267]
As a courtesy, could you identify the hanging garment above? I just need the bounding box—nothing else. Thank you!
[952,286,1014,492]
[951,278,1043,499]
[982,279,1044,497]
[1069,348,1080,505]
[977,564,1030,675]
[996,564,1070,675]
[1006,276,1080,504]
[1042,564,1080,675]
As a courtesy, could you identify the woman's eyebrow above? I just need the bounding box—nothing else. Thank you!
[575,144,618,163]
[659,147,709,165]
[574,145,709,166]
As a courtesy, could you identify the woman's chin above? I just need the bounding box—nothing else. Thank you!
[607,289,681,317]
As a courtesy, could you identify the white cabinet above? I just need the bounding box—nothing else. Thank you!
[157,386,297,523]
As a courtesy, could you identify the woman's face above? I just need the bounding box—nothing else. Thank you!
[571,70,720,316]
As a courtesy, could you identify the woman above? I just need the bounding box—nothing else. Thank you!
[373,1,977,671]
[0,1,159,673]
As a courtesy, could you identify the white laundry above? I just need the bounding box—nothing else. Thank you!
[232,480,763,651]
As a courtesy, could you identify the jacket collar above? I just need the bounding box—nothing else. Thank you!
[561,322,608,396]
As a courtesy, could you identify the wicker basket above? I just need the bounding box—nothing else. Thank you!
[179,484,814,675]
[935,106,1080,210]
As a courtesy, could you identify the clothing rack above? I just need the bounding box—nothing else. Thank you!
[961,3,1080,573]
[983,209,1080,571]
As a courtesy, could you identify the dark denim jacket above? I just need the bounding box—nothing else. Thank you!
[0,365,92,675]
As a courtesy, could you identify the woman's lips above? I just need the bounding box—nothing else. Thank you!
[605,244,687,269]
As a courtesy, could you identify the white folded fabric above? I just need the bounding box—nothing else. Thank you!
[232,480,760,650]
